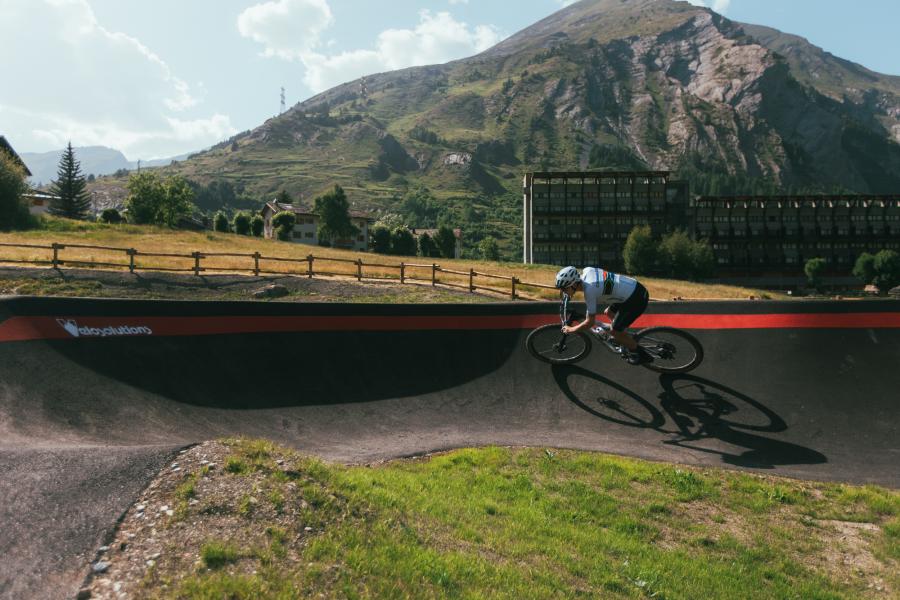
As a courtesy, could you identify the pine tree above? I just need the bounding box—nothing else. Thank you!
[49,142,91,219]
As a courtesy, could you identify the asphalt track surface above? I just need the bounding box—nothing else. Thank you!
[1,296,898,599]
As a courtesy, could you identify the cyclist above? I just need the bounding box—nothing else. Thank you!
[554,266,652,365]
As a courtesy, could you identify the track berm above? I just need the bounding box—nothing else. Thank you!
[1,296,897,599]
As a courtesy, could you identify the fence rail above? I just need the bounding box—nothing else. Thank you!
[0,240,561,300]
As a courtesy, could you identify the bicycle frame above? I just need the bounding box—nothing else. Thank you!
[558,293,623,357]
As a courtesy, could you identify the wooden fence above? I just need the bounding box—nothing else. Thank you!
[0,241,558,300]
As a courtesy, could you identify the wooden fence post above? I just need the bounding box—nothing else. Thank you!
[432,264,437,286]
[51,243,62,268]
[192,252,202,276]
[511,277,518,300]
[400,262,405,284]
[127,248,136,274]
[307,255,314,278]
[469,268,475,293]
[253,252,260,276]
[356,259,362,281]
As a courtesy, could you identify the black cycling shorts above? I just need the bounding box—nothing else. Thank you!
[607,282,649,332]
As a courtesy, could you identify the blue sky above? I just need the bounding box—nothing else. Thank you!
[2,0,899,161]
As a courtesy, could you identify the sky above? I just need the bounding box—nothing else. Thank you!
[2,0,899,161]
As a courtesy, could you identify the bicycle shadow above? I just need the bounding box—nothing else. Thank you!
[551,366,826,468]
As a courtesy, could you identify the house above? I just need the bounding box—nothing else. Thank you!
[409,228,463,259]
[260,200,374,252]
[22,191,58,215]
[0,136,31,176]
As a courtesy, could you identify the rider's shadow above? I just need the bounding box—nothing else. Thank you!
[552,366,826,469]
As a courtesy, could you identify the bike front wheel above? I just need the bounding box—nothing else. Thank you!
[634,327,704,373]
[526,324,592,364]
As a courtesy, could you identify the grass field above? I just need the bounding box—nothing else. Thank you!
[0,218,787,302]
[85,439,899,599]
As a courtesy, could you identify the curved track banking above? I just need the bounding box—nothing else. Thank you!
[1,296,898,599]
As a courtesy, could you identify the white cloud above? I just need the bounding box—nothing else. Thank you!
[237,0,334,60]
[686,0,731,14]
[0,0,235,159]
[239,4,504,93]
[556,0,579,7]
[448,0,469,4]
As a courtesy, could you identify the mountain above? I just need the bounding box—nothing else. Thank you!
[23,146,191,185]
[102,0,900,255]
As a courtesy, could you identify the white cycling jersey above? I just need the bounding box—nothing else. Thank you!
[581,267,637,315]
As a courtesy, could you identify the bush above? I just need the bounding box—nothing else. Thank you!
[434,225,457,259]
[98,208,122,224]
[872,250,900,291]
[272,211,296,241]
[853,252,876,284]
[213,211,230,233]
[658,230,695,278]
[623,225,656,275]
[371,225,391,254]
[478,237,500,261]
[250,214,265,237]
[390,227,417,256]
[804,257,827,289]
[417,232,438,258]
[232,211,251,235]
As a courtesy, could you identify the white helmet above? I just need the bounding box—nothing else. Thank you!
[555,266,580,289]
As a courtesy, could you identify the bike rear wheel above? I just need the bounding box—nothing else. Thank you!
[634,327,704,373]
[526,324,592,364]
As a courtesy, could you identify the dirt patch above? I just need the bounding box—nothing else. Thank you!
[79,440,348,599]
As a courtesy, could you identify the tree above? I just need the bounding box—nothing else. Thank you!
[390,227,416,256]
[98,208,122,224]
[478,237,500,261]
[690,239,715,280]
[872,250,900,291]
[275,189,292,204]
[232,211,251,235]
[0,149,32,230]
[418,232,439,258]
[272,211,296,241]
[250,214,265,237]
[213,211,230,233]
[156,175,194,227]
[658,230,695,278]
[125,171,165,224]
[434,225,457,259]
[852,252,876,285]
[49,142,91,219]
[804,257,827,290]
[623,225,657,275]
[125,172,195,227]
[314,185,357,244]
[371,225,392,254]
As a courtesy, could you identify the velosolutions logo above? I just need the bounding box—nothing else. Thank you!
[56,319,153,338]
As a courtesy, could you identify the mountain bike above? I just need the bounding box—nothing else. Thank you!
[525,293,704,373]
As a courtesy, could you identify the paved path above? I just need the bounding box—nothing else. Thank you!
[1,297,897,598]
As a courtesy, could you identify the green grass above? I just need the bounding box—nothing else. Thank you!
[156,441,898,599]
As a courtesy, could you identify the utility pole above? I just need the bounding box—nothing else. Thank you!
[280,86,286,115]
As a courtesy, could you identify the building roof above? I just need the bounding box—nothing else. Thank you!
[264,200,375,221]
[0,136,32,176]
[410,227,462,240]
[528,171,670,180]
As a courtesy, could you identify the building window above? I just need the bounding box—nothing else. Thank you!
[305,232,314,238]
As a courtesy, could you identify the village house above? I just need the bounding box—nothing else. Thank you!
[261,199,375,252]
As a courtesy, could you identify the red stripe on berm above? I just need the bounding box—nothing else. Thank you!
[1,312,899,343]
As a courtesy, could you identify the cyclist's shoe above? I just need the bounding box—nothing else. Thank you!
[625,347,653,365]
